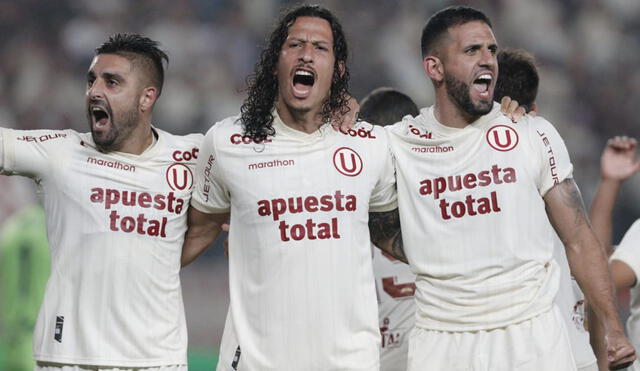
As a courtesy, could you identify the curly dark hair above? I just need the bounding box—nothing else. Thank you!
[240,4,351,141]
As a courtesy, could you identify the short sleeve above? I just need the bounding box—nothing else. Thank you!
[190,124,231,213]
[369,128,398,212]
[611,220,640,288]
[529,117,573,196]
[0,128,62,178]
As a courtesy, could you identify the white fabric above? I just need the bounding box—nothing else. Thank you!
[552,233,597,368]
[611,219,640,371]
[1,127,202,367]
[35,362,188,371]
[387,103,574,331]
[372,245,415,371]
[193,113,397,371]
[407,306,576,371]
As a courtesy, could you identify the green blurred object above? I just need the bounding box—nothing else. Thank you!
[0,205,50,371]
[188,349,218,370]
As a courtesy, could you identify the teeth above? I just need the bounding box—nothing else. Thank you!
[295,70,313,76]
[477,74,492,81]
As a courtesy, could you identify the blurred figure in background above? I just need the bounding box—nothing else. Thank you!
[0,205,49,371]
[359,87,419,371]
[494,48,598,371]
[590,135,640,370]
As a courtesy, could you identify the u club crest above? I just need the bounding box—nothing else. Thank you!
[333,147,363,177]
[486,125,519,152]
[166,163,194,191]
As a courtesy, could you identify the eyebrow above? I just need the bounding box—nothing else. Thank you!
[87,71,125,82]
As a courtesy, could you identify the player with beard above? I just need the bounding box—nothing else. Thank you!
[181,5,398,371]
[0,34,202,370]
[370,6,635,370]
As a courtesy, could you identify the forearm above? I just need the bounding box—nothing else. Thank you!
[181,207,228,267]
[589,178,622,256]
[587,305,609,370]
[369,208,407,263]
[566,233,623,334]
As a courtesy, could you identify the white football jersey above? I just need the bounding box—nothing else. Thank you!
[0,127,202,367]
[372,245,415,371]
[611,219,640,371]
[552,233,597,368]
[387,103,573,331]
[192,113,397,371]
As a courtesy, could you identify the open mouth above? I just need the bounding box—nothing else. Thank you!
[292,68,315,98]
[473,73,492,98]
[91,106,110,129]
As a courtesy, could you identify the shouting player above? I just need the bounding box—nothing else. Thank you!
[0,34,202,370]
[373,6,635,370]
[182,5,397,371]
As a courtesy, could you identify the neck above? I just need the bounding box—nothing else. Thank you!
[118,120,154,155]
[275,100,325,134]
[433,89,479,129]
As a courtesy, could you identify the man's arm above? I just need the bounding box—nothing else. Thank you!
[544,178,636,370]
[181,207,229,267]
[369,208,407,264]
[589,136,640,256]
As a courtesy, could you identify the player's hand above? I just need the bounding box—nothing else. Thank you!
[605,330,636,370]
[500,96,526,123]
[222,223,230,259]
[600,136,640,181]
[331,95,359,133]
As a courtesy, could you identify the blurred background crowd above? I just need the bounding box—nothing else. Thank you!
[1,0,640,368]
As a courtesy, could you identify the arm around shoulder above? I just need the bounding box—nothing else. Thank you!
[181,206,229,267]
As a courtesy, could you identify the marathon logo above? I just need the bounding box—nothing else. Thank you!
[89,187,186,238]
[87,157,136,172]
[419,164,517,220]
[248,159,295,170]
[411,145,454,153]
[257,190,357,242]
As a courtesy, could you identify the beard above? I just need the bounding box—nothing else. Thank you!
[88,101,139,152]
[444,73,493,117]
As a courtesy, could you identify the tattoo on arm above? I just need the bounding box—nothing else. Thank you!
[555,178,590,227]
[369,209,407,263]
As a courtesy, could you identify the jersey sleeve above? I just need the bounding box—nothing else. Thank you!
[529,117,574,196]
[611,220,640,288]
[190,124,231,214]
[0,128,62,178]
[369,128,398,212]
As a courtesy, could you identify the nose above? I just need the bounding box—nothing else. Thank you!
[479,48,496,68]
[87,79,104,101]
[298,44,313,64]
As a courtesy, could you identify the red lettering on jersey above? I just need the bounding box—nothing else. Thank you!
[342,127,377,139]
[418,165,517,200]
[172,148,199,162]
[230,133,272,145]
[487,125,519,152]
[90,188,183,215]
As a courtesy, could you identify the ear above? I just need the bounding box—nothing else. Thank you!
[423,55,444,83]
[139,86,158,112]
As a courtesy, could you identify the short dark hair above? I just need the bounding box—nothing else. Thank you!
[240,4,351,141]
[421,6,492,57]
[493,49,539,112]
[359,88,419,127]
[96,33,169,96]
